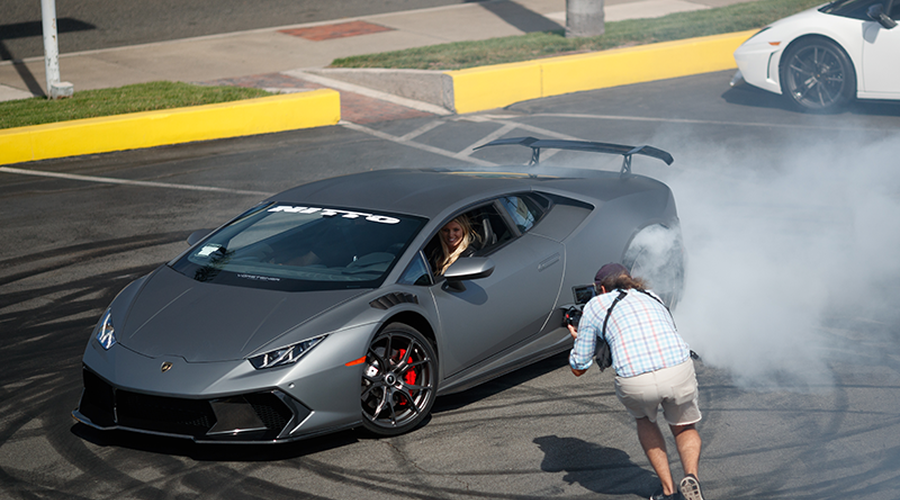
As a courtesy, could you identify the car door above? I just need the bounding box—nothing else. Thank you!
[862,13,900,95]
[429,196,564,378]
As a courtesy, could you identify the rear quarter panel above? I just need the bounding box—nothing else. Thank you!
[548,177,679,303]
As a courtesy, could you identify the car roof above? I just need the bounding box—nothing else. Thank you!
[264,166,668,220]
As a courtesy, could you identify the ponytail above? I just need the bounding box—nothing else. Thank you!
[598,271,647,292]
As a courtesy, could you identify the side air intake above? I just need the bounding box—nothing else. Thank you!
[369,292,419,310]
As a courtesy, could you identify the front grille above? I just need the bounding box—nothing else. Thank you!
[79,369,116,427]
[116,390,215,437]
[77,368,305,442]
[245,392,294,432]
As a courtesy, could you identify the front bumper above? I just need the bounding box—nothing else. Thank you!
[75,321,378,443]
[733,36,783,95]
[73,368,316,443]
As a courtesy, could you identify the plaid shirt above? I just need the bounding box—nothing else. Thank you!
[569,288,690,378]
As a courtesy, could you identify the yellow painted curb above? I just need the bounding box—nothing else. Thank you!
[448,61,544,116]
[446,29,757,114]
[0,89,341,166]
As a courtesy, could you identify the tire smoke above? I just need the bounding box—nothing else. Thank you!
[657,134,900,389]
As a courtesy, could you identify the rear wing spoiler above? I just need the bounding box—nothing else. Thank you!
[473,137,674,175]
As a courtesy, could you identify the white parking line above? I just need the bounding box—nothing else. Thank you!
[399,119,445,141]
[0,167,271,196]
[454,122,519,160]
[345,116,600,166]
[461,116,586,162]
[481,118,581,141]
[341,121,496,166]
[6,113,729,194]
[532,113,892,131]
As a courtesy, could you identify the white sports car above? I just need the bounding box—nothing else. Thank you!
[732,0,900,112]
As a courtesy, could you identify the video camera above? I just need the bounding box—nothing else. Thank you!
[561,284,597,328]
[563,306,582,327]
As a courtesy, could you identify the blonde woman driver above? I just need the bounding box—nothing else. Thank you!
[431,215,480,276]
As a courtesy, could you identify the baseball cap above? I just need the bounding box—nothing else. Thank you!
[594,263,628,288]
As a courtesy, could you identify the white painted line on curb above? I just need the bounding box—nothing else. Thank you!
[0,166,271,196]
[285,70,452,117]
[261,87,317,94]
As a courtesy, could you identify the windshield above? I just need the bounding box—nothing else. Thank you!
[170,203,426,291]
[820,0,884,19]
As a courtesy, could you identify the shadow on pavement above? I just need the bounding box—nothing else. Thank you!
[479,0,564,33]
[535,434,657,497]
[431,351,570,414]
[722,82,900,116]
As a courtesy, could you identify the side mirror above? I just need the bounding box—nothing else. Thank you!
[868,4,897,29]
[443,257,495,291]
[187,229,213,246]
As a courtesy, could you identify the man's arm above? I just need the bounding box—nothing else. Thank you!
[567,324,590,376]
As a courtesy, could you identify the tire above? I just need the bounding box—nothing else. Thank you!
[780,37,856,113]
[360,323,437,436]
[622,224,685,309]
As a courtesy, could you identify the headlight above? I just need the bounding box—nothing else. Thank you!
[96,309,117,350]
[249,336,326,370]
[745,26,772,43]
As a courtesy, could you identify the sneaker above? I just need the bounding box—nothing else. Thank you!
[649,488,681,500]
[680,474,704,500]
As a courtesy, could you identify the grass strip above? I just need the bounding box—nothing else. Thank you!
[0,81,271,129]
[331,0,823,70]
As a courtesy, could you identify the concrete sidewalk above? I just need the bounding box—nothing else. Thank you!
[0,0,758,166]
[0,0,743,101]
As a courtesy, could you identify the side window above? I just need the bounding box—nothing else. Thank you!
[421,193,554,274]
[398,251,433,286]
[466,204,514,255]
[423,204,515,271]
[499,195,544,233]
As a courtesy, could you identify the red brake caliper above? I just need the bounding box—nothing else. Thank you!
[396,348,417,405]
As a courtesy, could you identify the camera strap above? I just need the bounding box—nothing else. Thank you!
[601,290,629,340]
[594,289,627,372]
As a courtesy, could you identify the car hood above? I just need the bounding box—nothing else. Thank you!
[118,266,367,362]
[766,5,831,31]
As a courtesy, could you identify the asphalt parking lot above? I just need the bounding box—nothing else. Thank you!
[2,71,900,499]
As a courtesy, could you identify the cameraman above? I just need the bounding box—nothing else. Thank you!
[567,263,704,500]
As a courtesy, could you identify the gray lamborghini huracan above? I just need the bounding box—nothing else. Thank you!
[72,137,685,443]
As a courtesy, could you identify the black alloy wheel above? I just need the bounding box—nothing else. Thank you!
[780,37,856,112]
[360,323,437,436]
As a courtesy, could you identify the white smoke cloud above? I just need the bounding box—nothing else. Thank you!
[653,131,900,390]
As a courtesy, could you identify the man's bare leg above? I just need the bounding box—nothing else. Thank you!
[670,423,701,478]
[636,417,675,496]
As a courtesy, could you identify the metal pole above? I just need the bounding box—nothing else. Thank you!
[566,0,606,38]
[41,0,73,99]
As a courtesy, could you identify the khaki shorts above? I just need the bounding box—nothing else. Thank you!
[614,359,701,426]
